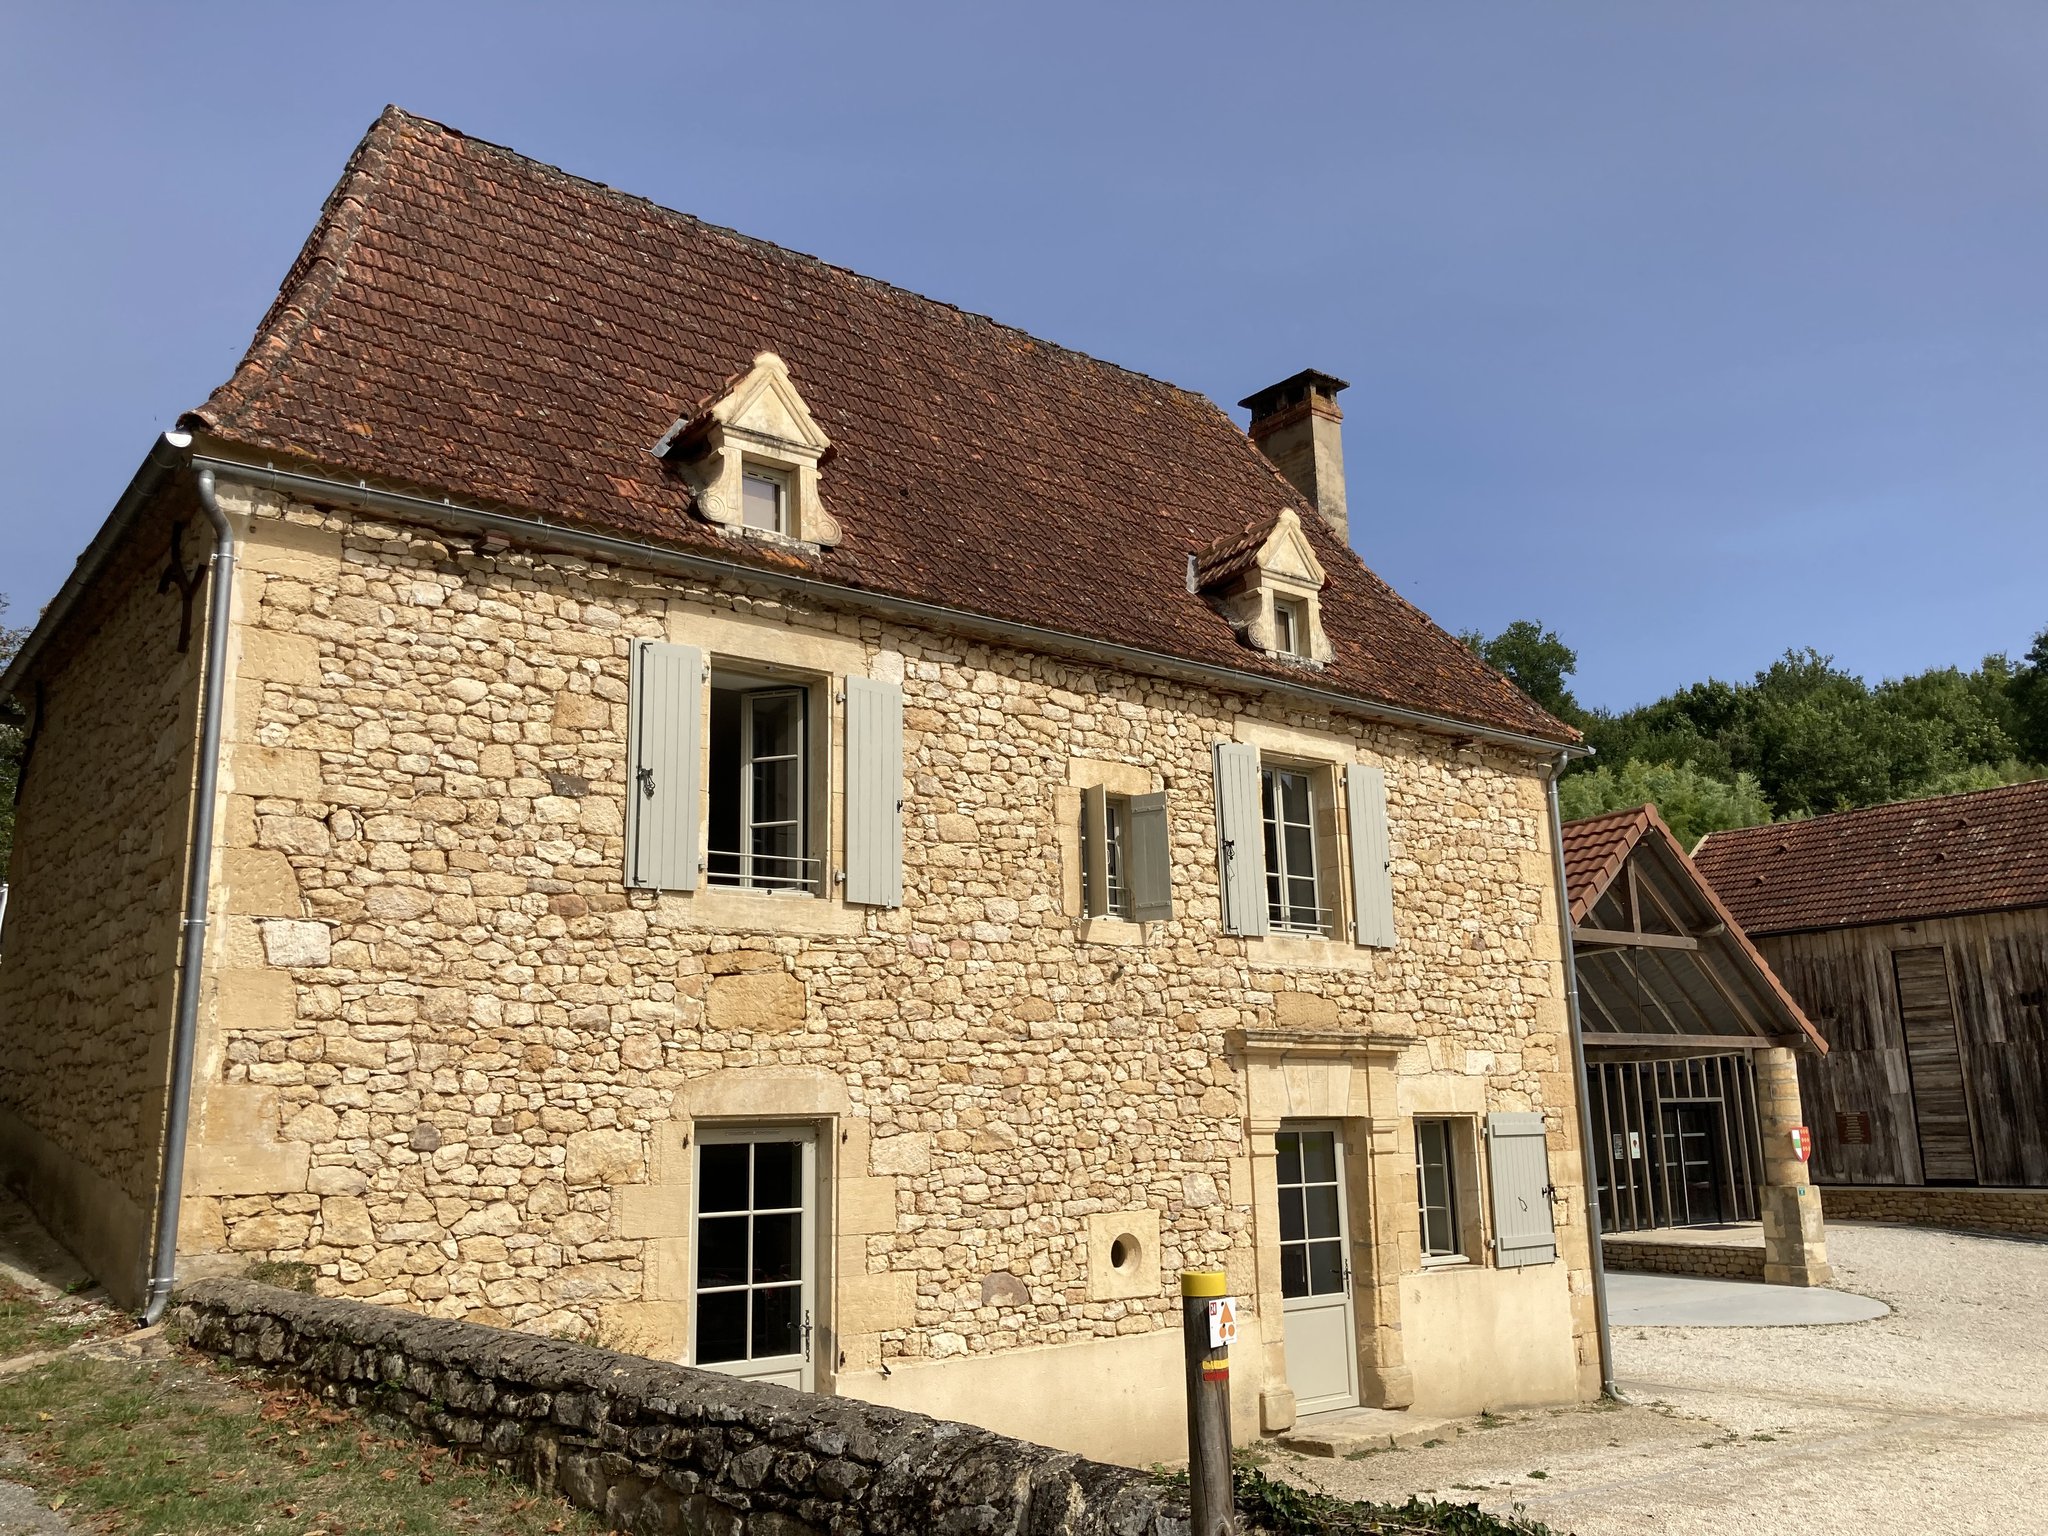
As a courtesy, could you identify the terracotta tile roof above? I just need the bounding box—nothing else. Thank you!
[1191,513,1282,590]
[1693,780,2048,935]
[1563,804,1826,1052]
[1561,806,1654,926]
[184,107,1573,746]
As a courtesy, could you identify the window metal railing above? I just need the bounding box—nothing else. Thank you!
[705,848,823,894]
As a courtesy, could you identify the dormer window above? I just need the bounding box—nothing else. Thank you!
[1274,596,1308,658]
[742,465,791,534]
[652,352,843,548]
[1190,507,1333,666]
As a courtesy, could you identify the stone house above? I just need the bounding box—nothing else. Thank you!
[0,108,1599,1463]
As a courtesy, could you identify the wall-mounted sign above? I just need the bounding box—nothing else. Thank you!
[1611,1133,1626,1159]
[1837,1110,1873,1146]
[1790,1126,1813,1162]
[1207,1296,1238,1349]
[1628,1130,1642,1160]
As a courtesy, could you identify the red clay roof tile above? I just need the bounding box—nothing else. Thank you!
[1692,780,2048,934]
[186,107,1575,745]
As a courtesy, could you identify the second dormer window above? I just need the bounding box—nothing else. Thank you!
[742,466,790,534]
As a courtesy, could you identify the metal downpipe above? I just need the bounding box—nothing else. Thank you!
[142,466,233,1325]
[1546,755,1617,1399]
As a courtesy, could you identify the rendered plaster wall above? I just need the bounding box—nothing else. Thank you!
[0,497,205,1305]
[176,485,1597,1457]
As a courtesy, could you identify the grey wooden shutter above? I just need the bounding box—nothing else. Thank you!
[844,676,903,907]
[1212,742,1267,936]
[1081,784,1110,918]
[1485,1112,1559,1267]
[1346,763,1396,948]
[626,639,703,892]
[1127,790,1173,924]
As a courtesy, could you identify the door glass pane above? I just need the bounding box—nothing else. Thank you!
[1278,1185,1306,1243]
[1276,1132,1302,1186]
[696,1216,748,1288]
[752,1211,800,1284]
[700,1144,750,1212]
[1307,1239,1344,1295]
[1304,1184,1341,1241]
[752,1286,801,1359]
[754,1141,800,1208]
[696,1291,748,1364]
[1280,1243,1308,1299]
[1301,1131,1337,1184]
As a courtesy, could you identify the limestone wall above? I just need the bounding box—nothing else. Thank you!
[0,494,206,1304]
[175,1277,1188,1536]
[1601,1236,1766,1281]
[1819,1185,2048,1236]
[177,484,1598,1452]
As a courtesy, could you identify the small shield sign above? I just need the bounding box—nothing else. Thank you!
[1790,1126,1812,1163]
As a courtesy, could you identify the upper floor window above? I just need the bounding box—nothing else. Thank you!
[1082,793,1132,920]
[741,466,791,535]
[708,669,822,895]
[1262,765,1323,934]
[1078,782,1173,925]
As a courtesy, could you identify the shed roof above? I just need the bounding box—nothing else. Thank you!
[1564,805,1825,1054]
[1693,779,2048,934]
[177,106,1574,747]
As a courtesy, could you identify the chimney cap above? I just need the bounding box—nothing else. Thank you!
[1239,369,1350,421]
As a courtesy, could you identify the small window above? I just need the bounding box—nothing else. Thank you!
[1262,766,1323,934]
[708,668,822,894]
[1082,793,1132,919]
[1274,596,1307,658]
[1416,1118,1466,1262]
[741,466,790,534]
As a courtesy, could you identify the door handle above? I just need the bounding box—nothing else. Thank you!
[802,1309,813,1363]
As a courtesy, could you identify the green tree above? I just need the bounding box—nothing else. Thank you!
[1460,620,1585,724]
[2012,623,2048,765]
[0,596,25,877]
[1556,759,1773,848]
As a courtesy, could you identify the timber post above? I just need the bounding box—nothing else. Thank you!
[1181,1269,1234,1536]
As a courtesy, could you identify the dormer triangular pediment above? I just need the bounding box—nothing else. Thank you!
[713,352,832,455]
[1256,508,1326,588]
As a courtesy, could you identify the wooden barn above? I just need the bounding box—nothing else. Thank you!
[1562,806,1829,1271]
[1696,780,2048,1190]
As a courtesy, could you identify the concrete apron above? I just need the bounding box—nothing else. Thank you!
[1606,1270,1888,1327]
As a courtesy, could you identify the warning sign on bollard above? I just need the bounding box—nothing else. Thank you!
[1207,1296,1238,1349]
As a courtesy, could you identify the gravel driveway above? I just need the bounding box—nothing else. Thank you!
[1274,1222,2048,1534]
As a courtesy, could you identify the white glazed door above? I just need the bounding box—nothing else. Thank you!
[691,1128,817,1390]
[1277,1123,1359,1414]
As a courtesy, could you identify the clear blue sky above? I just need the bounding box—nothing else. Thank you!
[4,2,2044,710]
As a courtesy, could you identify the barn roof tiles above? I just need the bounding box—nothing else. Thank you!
[183,106,1573,746]
[1692,779,2048,934]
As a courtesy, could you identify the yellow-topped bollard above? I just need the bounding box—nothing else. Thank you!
[1180,1270,1235,1535]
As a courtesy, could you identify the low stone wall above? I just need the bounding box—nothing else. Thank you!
[174,1279,1187,1536]
[1601,1238,1765,1281]
[1819,1185,2048,1237]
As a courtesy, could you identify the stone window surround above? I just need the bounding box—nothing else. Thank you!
[1232,719,1381,972]
[668,352,845,551]
[1400,1073,1497,1277]
[1054,756,1162,948]
[605,1066,914,1390]
[638,603,891,938]
[1413,1114,1486,1269]
[1230,1021,1418,1433]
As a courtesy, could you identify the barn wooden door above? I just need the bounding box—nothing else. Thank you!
[1890,947,1978,1184]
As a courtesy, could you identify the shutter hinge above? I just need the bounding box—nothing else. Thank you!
[834,869,847,886]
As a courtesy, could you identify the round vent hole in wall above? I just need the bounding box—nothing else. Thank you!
[1110,1234,1139,1272]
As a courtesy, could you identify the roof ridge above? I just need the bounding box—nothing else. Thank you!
[373,107,1228,413]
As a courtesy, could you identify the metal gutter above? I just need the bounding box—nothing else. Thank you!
[187,450,1591,763]
[1545,754,1617,1399]
[141,466,234,1325]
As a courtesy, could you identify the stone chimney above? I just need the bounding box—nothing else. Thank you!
[1240,370,1350,545]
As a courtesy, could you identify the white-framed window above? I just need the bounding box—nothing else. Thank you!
[707,668,823,894]
[1262,765,1324,934]
[741,464,791,534]
[1083,793,1132,920]
[1416,1118,1463,1260]
[692,1125,817,1390]
[1274,595,1308,658]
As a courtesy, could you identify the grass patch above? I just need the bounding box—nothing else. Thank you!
[0,1353,603,1535]
[0,1281,89,1362]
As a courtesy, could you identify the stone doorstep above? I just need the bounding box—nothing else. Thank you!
[1275,1406,1471,1459]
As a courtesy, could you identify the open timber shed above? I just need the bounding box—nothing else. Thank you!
[1563,806,1829,1251]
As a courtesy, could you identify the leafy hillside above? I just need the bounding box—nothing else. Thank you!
[1464,620,2048,846]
